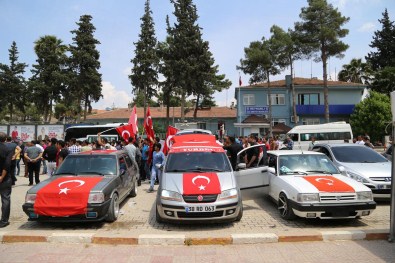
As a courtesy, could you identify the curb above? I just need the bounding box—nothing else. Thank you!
[0,229,390,245]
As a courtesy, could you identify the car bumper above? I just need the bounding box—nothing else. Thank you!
[289,200,376,219]
[371,188,391,199]
[22,199,112,222]
[156,197,242,223]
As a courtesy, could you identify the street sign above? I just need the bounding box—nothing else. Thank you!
[245,106,269,115]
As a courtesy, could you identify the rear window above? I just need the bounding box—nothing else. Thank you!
[165,152,231,172]
[55,155,117,175]
[331,146,388,163]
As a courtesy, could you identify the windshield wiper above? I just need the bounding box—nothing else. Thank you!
[361,161,376,163]
[166,169,188,173]
[79,171,105,176]
[284,171,308,175]
[188,167,225,172]
[54,172,77,176]
[306,170,333,175]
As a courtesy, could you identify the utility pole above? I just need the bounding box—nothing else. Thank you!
[389,91,395,242]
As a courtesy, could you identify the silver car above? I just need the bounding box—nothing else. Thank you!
[155,136,243,223]
[312,144,392,199]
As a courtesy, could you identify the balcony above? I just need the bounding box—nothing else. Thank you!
[296,105,355,115]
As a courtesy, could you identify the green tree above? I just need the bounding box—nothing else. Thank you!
[130,0,159,119]
[350,91,391,143]
[0,41,28,122]
[29,35,68,122]
[295,0,350,123]
[132,90,159,107]
[371,67,395,95]
[69,14,102,121]
[338,58,372,84]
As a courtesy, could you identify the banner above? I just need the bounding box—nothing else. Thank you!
[0,126,7,134]
[37,125,64,140]
[9,125,35,142]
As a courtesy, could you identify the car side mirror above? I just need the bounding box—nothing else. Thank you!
[338,166,345,174]
[237,163,246,170]
[267,167,276,175]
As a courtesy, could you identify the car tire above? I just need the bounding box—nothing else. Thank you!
[235,203,243,222]
[106,193,119,222]
[278,192,295,220]
[156,206,163,223]
[129,178,138,197]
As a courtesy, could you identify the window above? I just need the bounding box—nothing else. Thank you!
[300,132,352,141]
[298,93,320,105]
[302,118,320,125]
[267,94,285,105]
[272,119,286,126]
[243,94,255,105]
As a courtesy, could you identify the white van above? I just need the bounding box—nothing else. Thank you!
[286,122,353,150]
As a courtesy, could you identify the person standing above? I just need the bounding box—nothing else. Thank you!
[0,132,13,228]
[148,143,165,193]
[124,137,137,161]
[42,138,58,177]
[223,136,243,170]
[56,140,69,168]
[15,140,22,177]
[245,135,260,168]
[5,136,21,185]
[141,138,150,181]
[308,136,317,151]
[24,141,43,186]
[68,138,81,154]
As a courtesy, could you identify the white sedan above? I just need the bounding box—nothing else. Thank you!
[234,148,376,220]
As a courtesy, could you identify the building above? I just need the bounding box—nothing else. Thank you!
[235,75,367,136]
[85,106,237,136]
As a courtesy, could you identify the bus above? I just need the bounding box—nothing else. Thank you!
[286,122,353,150]
[64,123,124,143]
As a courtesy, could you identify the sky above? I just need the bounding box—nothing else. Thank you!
[1,0,394,110]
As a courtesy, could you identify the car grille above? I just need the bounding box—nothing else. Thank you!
[177,211,224,218]
[320,194,356,202]
[369,177,391,182]
[183,194,218,203]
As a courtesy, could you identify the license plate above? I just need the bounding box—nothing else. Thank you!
[185,206,216,213]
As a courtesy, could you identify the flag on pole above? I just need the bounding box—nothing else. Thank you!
[163,126,179,155]
[144,106,155,142]
[239,75,242,86]
[128,105,139,135]
[116,124,135,141]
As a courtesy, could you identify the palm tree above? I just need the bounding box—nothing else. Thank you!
[338,58,372,84]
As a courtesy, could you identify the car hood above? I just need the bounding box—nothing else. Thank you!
[339,162,391,178]
[280,174,371,193]
[162,172,235,194]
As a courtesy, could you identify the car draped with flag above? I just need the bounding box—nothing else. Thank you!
[234,150,376,220]
[156,134,243,223]
[22,150,139,222]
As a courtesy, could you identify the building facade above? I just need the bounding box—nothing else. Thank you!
[235,75,367,136]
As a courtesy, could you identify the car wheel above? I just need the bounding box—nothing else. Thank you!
[129,178,138,197]
[278,193,295,220]
[235,203,243,222]
[156,206,163,223]
[106,193,119,222]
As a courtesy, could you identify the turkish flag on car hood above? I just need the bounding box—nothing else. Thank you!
[303,176,355,193]
[183,173,221,195]
[34,177,103,217]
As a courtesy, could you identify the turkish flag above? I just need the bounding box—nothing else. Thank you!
[144,106,155,142]
[163,126,179,155]
[116,124,134,141]
[34,177,103,216]
[303,176,355,193]
[239,75,242,86]
[128,105,138,135]
[183,173,221,195]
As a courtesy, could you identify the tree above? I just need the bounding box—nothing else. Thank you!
[366,9,395,71]
[0,41,28,122]
[132,90,159,107]
[29,35,68,122]
[238,38,283,137]
[350,91,391,143]
[270,25,304,125]
[69,14,102,121]
[295,0,349,123]
[130,0,159,119]
[338,58,372,84]
[370,67,395,95]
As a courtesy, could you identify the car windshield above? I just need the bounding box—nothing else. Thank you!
[165,152,231,172]
[55,155,117,176]
[278,154,339,175]
[331,146,388,163]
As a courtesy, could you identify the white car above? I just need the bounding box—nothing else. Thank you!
[234,148,376,220]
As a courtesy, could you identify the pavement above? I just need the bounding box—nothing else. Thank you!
[0,164,391,245]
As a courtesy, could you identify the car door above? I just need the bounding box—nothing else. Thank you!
[234,144,270,190]
[124,154,135,189]
[118,156,129,198]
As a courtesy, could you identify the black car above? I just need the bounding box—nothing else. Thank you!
[22,150,139,222]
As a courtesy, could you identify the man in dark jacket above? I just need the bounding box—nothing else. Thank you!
[223,136,243,170]
[0,132,13,228]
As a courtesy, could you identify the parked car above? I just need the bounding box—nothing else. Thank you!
[235,150,376,220]
[22,150,139,222]
[312,144,391,199]
[155,134,243,223]
[382,145,392,161]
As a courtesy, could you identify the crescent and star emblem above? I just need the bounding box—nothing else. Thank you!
[122,130,130,139]
[315,178,334,186]
[192,175,210,191]
[58,180,85,195]
[166,135,174,148]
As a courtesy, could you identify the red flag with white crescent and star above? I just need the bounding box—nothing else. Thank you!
[34,177,103,216]
[163,126,179,155]
[116,124,134,141]
[144,106,155,164]
[303,176,355,193]
[183,173,221,195]
[128,105,138,135]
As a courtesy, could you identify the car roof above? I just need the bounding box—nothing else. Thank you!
[313,143,365,148]
[175,129,212,135]
[267,150,325,157]
[78,150,124,156]
[169,134,224,153]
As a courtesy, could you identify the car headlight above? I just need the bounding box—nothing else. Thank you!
[346,171,370,184]
[25,193,37,204]
[357,191,373,201]
[297,193,320,203]
[161,190,182,202]
[219,188,238,200]
[88,193,105,204]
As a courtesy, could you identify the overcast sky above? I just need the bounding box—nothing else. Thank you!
[1,0,394,109]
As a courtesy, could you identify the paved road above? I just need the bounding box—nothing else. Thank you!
[0,240,394,263]
[6,164,390,237]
